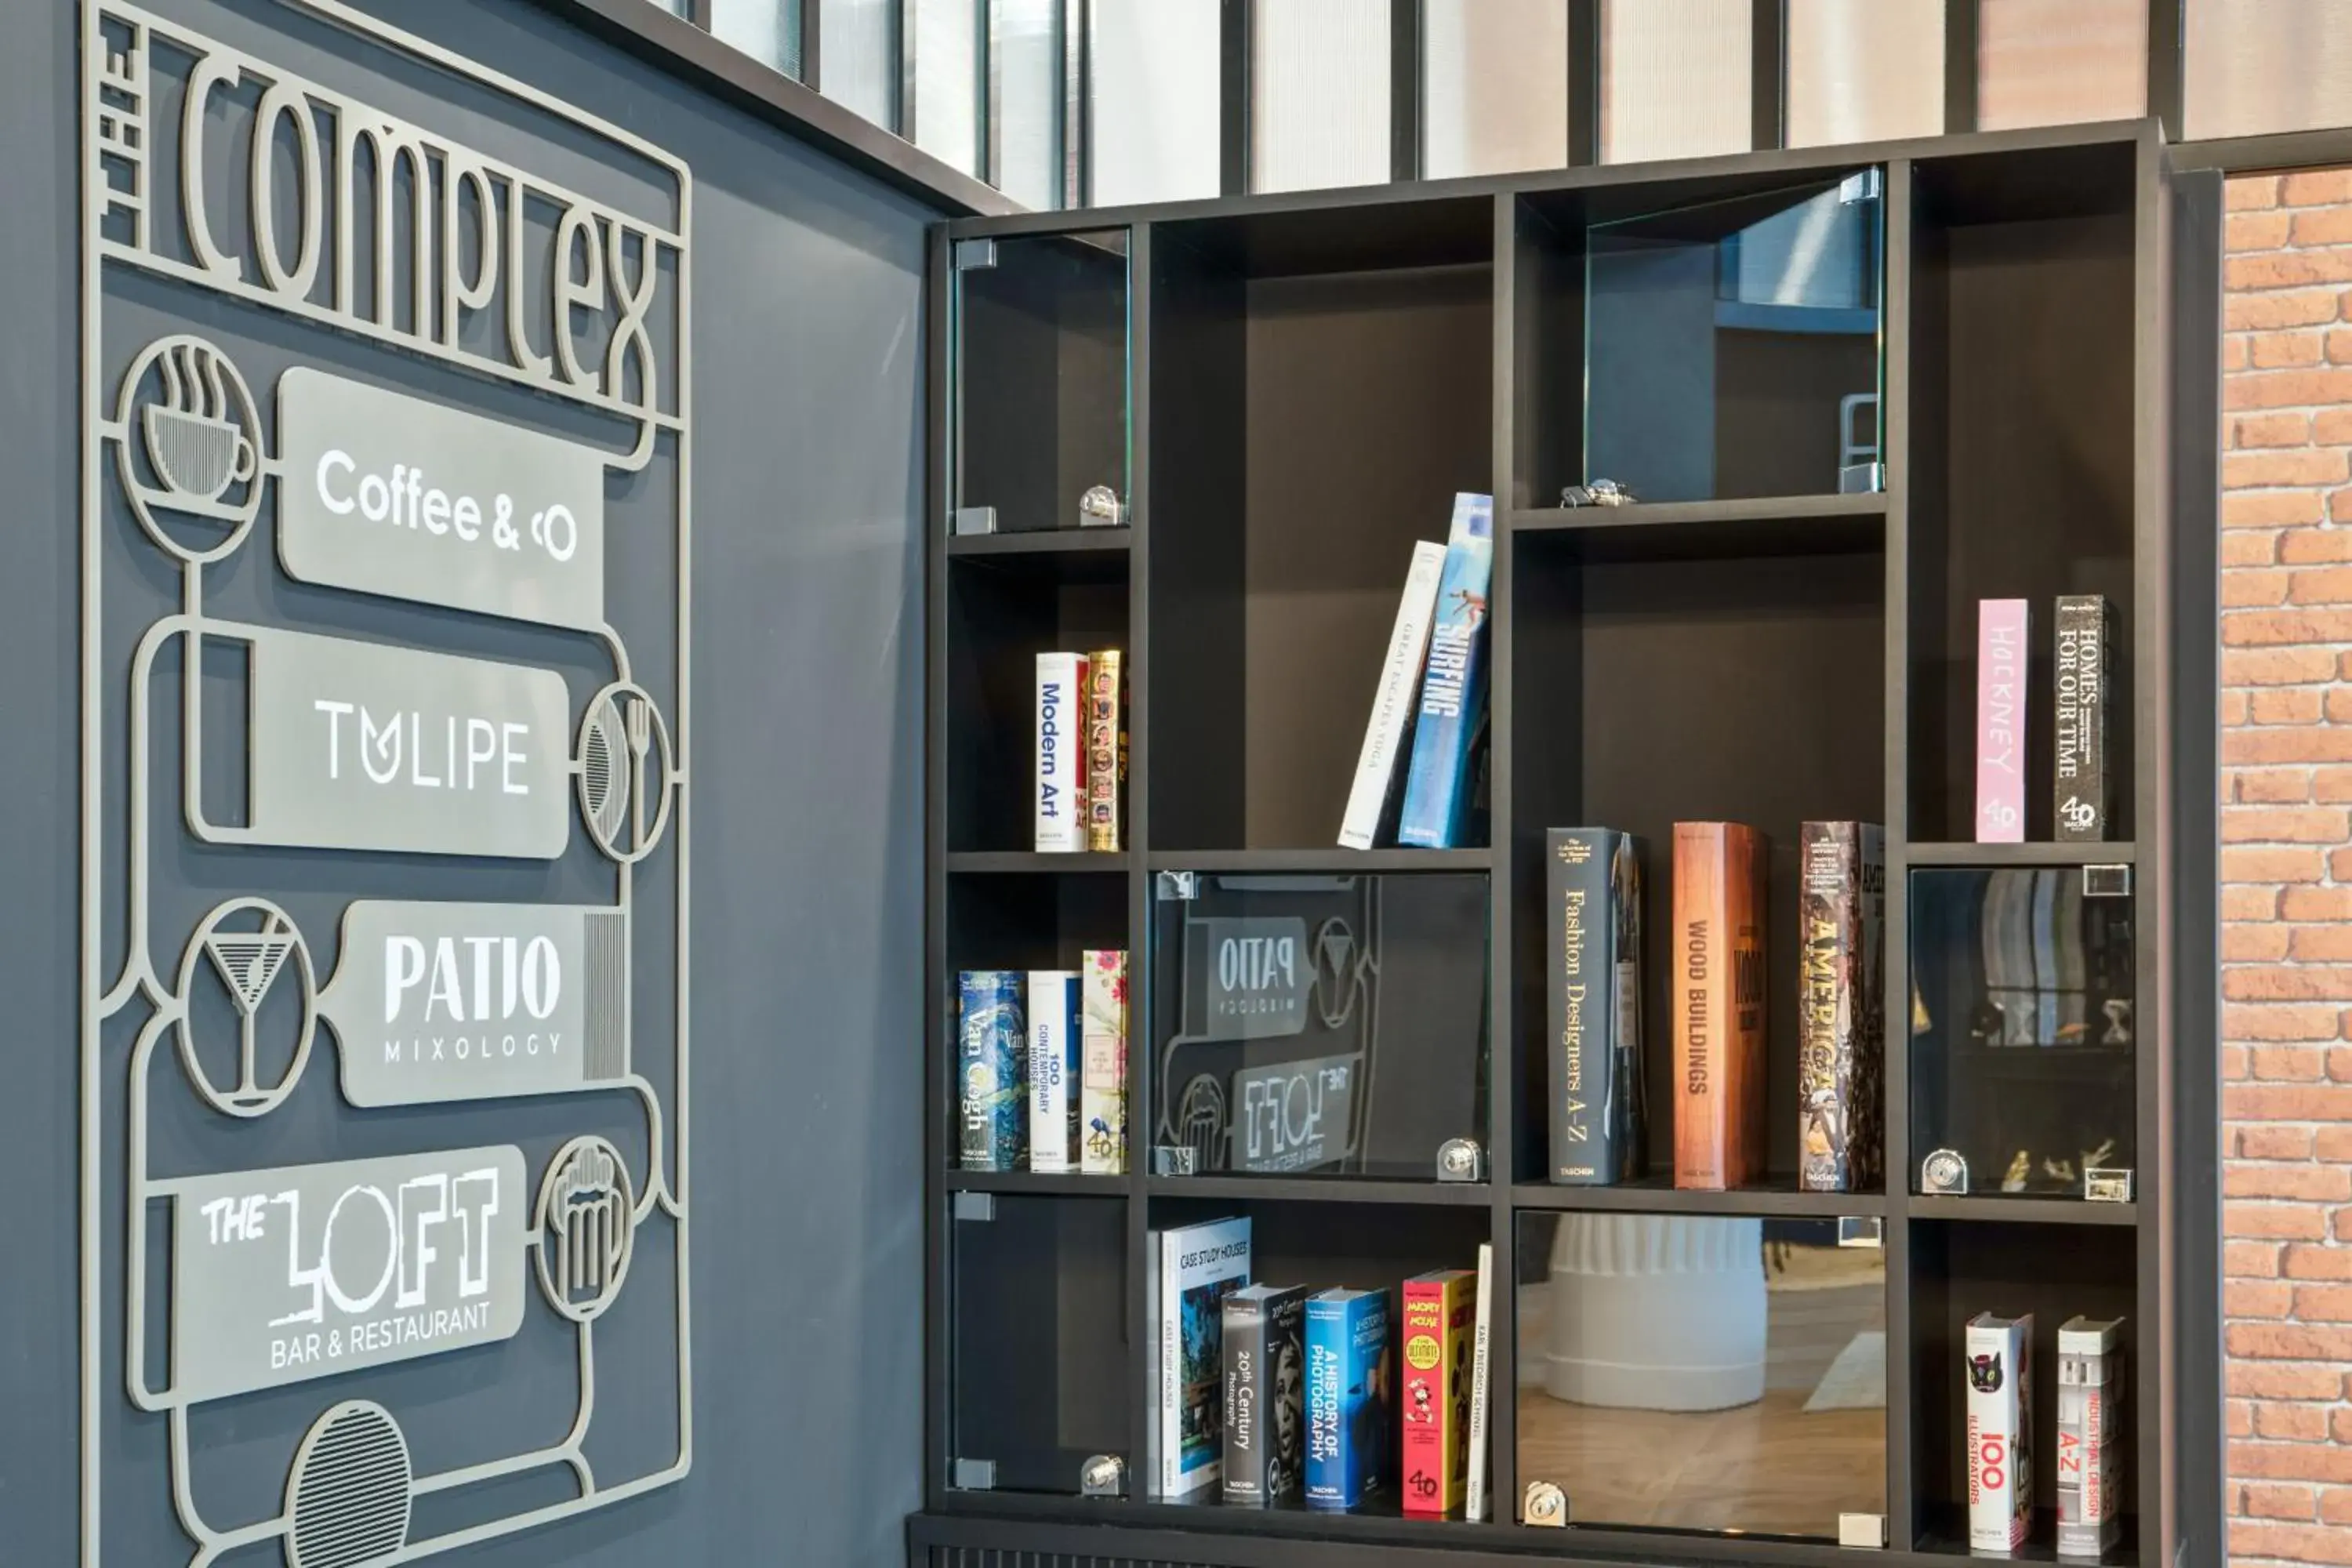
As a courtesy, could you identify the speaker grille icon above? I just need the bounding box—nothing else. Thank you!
[284,1401,412,1568]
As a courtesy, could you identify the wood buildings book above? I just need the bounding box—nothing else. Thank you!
[1797,822,1885,1192]
[1674,822,1769,1191]
[1548,828,1644,1184]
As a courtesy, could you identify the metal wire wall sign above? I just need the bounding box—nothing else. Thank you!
[78,2,693,1563]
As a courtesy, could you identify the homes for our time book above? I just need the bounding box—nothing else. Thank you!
[1221,1284,1308,1505]
[1674,822,1769,1190]
[1798,822,1886,1192]
[2053,594,2115,842]
[1976,598,2029,843]
[1967,1311,2034,1554]
[956,971,1025,1171]
[1152,1216,1252,1497]
[1398,494,1495,849]
[1339,540,1447,849]
[1080,949,1128,1175]
[1548,828,1643,1185]
[1399,1269,1475,1516]
[1034,651,1089,851]
[1025,969,1080,1173]
[1304,1287,1390,1511]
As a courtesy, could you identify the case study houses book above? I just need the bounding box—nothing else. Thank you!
[1152,1217,1253,1497]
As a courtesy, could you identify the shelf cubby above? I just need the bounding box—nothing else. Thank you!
[944,863,1127,977]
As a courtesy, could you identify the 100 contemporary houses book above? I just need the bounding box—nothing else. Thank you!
[1548,828,1644,1185]
[1025,968,1080,1173]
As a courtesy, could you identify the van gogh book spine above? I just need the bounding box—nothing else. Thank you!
[1399,1269,1475,1515]
[1798,822,1885,1192]
[1080,949,1128,1175]
[1339,540,1447,848]
[1222,1284,1308,1504]
[1025,969,1080,1173]
[1034,651,1090,852]
[2054,594,2115,843]
[1548,828,1643,1184]
[1397,495,1494,849]
[1675,823,1769,1190]
[1305,1288,1390,1510]
[1976,599,2029,843]
[956,971,1025,1171]
[1084,649,1126,851]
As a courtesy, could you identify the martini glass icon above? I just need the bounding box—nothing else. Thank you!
[202,912,299,1109]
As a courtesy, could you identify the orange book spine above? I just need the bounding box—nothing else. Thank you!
[1675,823,1769,1189]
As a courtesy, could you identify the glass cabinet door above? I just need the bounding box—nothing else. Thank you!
[953,230,1132,535]
[1908,866,2137,1199]
[1148,871,1489,1181]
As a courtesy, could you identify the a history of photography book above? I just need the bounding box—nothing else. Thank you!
[2057,1316,2125,1560]
[1977,598,2029,843]
[1221,1284,1308,1506]
[1400,1268,1475,1516]
[956,971,1025,1171]
[1798,822,1886,1192]
[1085,648,1126,852]
[2053,594,2115,843]
[1034,651,1090,852]
[1398,494,1494,849]
[1305,1287,1390,1511]
[1548,828,1644,1185]
[1967,1311,2034,1554]
[1340,540,1447,849]
[1025,969,1080,1173]
[1465,1242,1495,1523]
[1675,822,1769,1191]
[1080,948,1128,1175]
[1151,1217,1252,1497]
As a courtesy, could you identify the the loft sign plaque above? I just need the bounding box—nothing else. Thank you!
[161,1146,529,1403]
[80,2,693,1564]
[278,369,609,630]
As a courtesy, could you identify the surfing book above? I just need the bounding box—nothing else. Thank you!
[1397,495,1494,849]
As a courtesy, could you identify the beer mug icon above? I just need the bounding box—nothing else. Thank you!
[140,339,257,504]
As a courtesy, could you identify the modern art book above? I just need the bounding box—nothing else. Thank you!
[1035,651,1091,852]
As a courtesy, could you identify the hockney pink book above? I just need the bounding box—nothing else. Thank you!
[1976,599,2029,842]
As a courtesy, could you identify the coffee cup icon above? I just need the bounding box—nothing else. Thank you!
[142,404,256,503]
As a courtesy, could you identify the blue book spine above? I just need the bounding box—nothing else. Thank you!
[1397,495,1494,849]
[957,971,1026,1171]
[1305,1289,1390,1509]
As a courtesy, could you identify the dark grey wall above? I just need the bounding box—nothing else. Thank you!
[0,2,931,1563]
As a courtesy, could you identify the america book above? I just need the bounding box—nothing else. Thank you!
[1674,822,1769,1191]
[1221,1284,1308,1505]
[1084,648,1126,851]
[1967,1311,2034,1554]
[1548,828,1644,1184]
[1798,822,1885,1192]
[2057,1316,2125,1560]
[1304,1287,1390,1510]
[1399,1269,1475,1516]
[1025,969,1080,1173]
[1397,494,1494,849]
[1976,599,2029,843]
[1034,651,1090,852]
[1151,1216,1252,1497]
[1080,949,1128,1175]
[2053,594,2115,843]
[956,971,1025,1171]
[1338,540,1447,849]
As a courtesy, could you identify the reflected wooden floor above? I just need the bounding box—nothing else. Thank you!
[1515,1271,1887,1537]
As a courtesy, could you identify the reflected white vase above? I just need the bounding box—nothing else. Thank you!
[1544,1212,1767,1412]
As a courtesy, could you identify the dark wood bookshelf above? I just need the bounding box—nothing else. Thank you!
[920,122,2220,1568]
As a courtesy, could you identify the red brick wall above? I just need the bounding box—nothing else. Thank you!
[2224,169,2352,1566]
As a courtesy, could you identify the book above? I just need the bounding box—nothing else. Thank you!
[1397,494,1495,849]
[1338,540,1448,849]
[1798,822,1886,1192]
[1976,599,2029,843]
[956,971,1025,1171]
[1966,1311,2034,1554]
[1674,822,1769,1191]
[1548,828,1644,1184]
[1399,1269,1475,1516]
[1025,969,1080,1173]
[1305,1288,1390,1510]
[1152,1217,1252,1497]
[1084,649,1127,851]
[1035,651,1090,852]
[1465,1242,1495,1523]
[1080,949,1128,1175]
[2057,1316,2125,1561]
[2053,594,2115,843]
[1221,1284,1308,1505]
